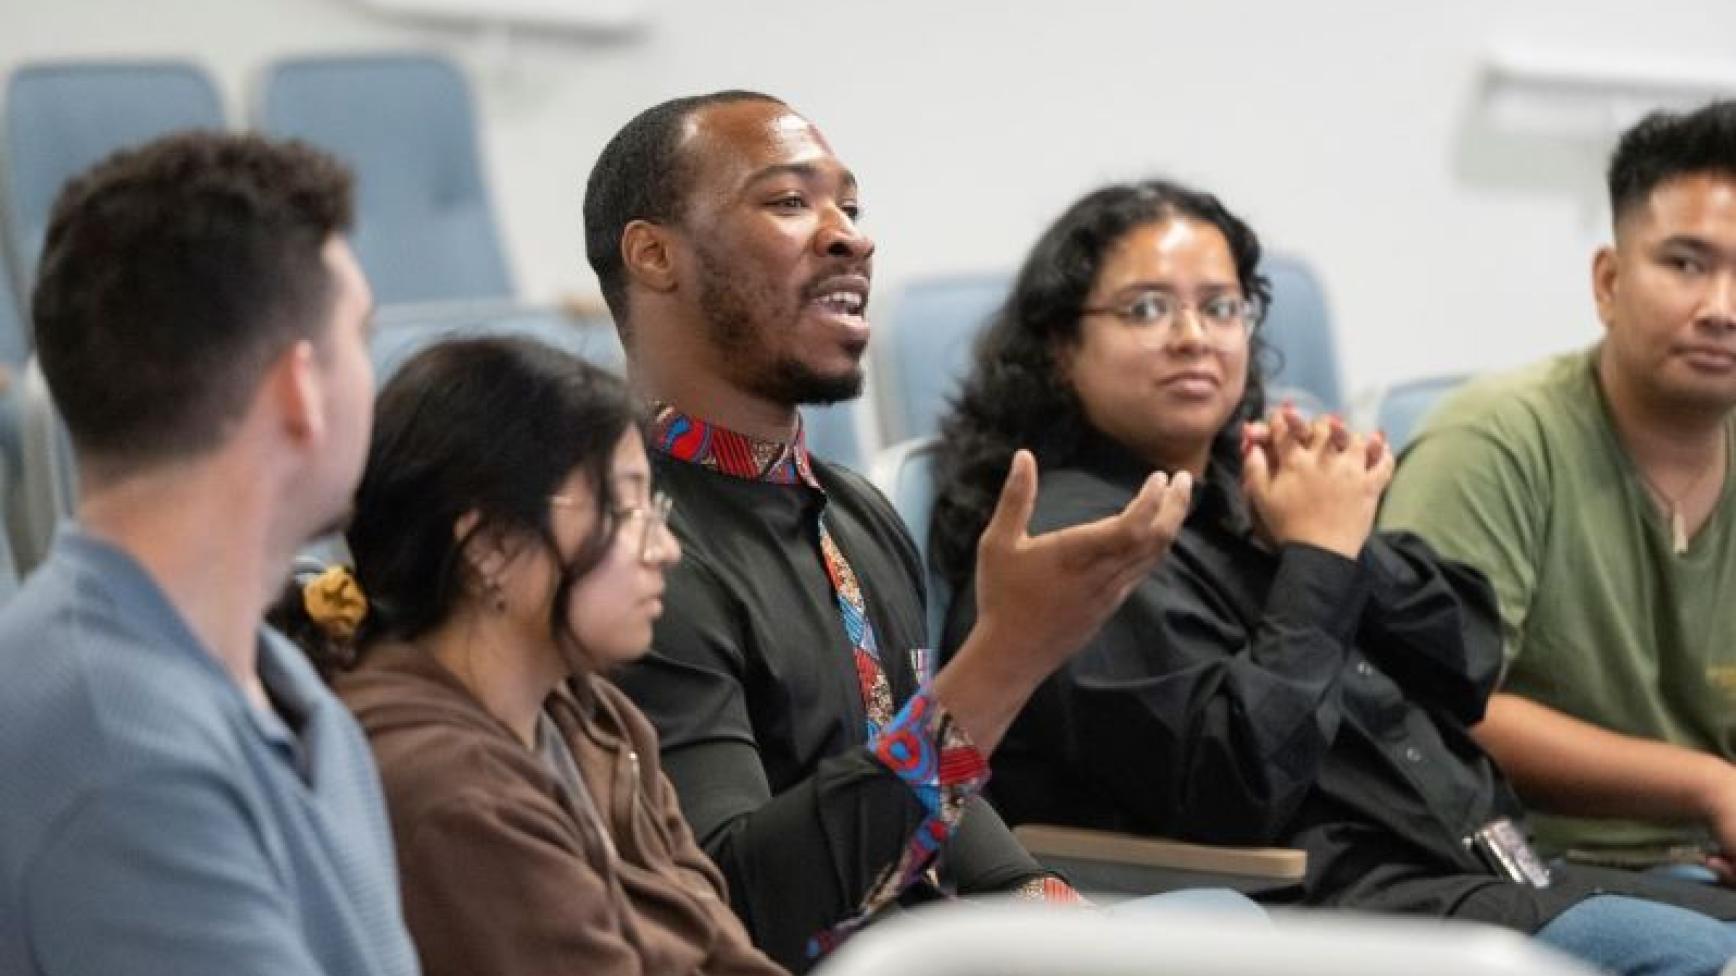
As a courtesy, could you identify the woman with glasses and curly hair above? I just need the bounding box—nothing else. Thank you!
[930,179,1736,976]
[279,336,785,976]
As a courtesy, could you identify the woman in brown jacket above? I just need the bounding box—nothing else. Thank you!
[284,336,785,976]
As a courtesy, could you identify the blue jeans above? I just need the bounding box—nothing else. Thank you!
[1537,895,1736,976]
[1650,864,1723,885]
[1105,888,1271,923]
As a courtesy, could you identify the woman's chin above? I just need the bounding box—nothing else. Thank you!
[594,634,656,671]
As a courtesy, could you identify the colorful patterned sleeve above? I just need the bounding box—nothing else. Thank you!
[807,683,1083,958]
[803,684,981,956]
[864,687,987,905]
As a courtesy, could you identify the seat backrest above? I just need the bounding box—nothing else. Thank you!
[0,452,21,605]
[0,245,22,376]
[369,301,623,382]
[880,273,1010,442]
[800,401,868,473]
[0,259,25,482]
[10,356,76,579]
[1379,373,1474,453]
[0,318,24,600]
[1259,253,1343,413]
[2,60,224,364]
[258,53,513,305]
[871,437,947,643]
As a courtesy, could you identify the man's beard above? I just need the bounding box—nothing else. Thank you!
[695,246,865,406]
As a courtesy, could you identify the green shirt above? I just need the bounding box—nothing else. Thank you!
[1380,345,1736,864]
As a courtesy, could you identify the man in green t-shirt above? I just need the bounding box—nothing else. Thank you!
[1382,99,1736,877]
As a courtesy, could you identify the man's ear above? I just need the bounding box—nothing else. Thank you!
[271,338,325,447]
[1592,245,1619,332]
[622,218,679,294]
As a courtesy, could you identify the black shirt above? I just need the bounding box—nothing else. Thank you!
[615,435,1044,971]
[944,432,1736,932]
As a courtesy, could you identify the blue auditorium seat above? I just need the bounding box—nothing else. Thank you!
[0,262,26,598]
[11,356,73,579]
[370,301,623,380]
[800,401,868,472]
[879,273,1010,442]
[871,437,946,643]
[1259,254,1344,414]
[0,250,21,373]
[258,52,514,306]
[2,59,225,364]
[1377,373,1474,453]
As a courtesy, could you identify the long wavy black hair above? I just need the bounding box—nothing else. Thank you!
[930,178,1273,589]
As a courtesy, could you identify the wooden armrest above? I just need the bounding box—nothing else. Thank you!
[1013,823,1307,882]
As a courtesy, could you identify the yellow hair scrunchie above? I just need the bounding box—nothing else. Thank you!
[303,565,368,641]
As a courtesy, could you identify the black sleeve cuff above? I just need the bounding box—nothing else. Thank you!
[1268,542,1371,646]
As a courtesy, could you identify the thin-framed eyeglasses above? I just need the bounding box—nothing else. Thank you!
[1080,289,1262,343]
[551,490,675,563]
[626,491,675,562]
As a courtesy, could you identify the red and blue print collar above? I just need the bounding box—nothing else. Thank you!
[647,403,821,490]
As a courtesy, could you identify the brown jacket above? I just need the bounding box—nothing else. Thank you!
[335,643,786,976]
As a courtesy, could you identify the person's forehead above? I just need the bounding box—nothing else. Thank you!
[1099,219,1234,276]
[1624,172,1736,237]
[680,100,843,190]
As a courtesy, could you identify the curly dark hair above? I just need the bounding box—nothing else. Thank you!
[1608,99,1736,226]
[930,178,1272,588]
[33,130,354,471]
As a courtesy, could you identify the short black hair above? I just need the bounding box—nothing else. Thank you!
[582,90,782,330]
[32,130,354,471]
[1608,99,1736,225]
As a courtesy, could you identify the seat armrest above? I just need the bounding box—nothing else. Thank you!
[1013,823,1306,882]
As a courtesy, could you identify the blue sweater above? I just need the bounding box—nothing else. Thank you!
[0,529,419,976]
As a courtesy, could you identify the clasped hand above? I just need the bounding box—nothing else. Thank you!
[1241,405,1393,560]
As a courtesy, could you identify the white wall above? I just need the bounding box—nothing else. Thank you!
[7,0,1736,406]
